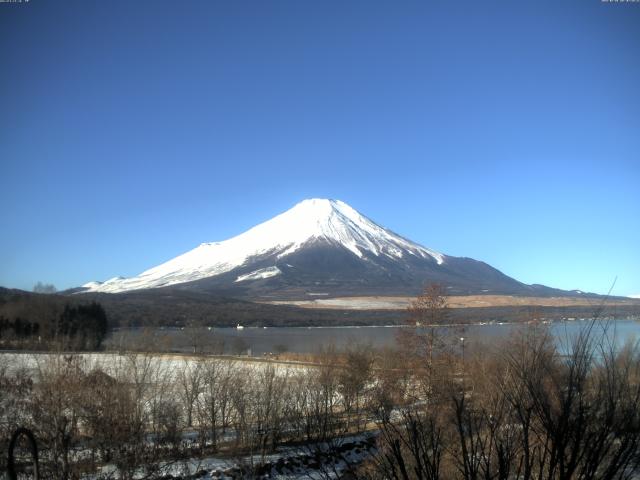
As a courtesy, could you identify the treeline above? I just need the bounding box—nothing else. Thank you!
[2,318,640,479]
[0,289,109,350]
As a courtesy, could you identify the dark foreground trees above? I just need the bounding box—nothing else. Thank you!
[367,319,640,480]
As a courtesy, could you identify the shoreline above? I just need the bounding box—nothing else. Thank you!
[109,315,640,331]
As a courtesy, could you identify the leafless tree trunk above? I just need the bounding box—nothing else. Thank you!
[177,357,203,428]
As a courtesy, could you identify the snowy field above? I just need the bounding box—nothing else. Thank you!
[0,351,305,380]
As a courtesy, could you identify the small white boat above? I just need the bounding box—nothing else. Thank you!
[236,324,244,330]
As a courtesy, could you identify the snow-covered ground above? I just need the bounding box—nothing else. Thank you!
[90,434,377,480]
[0,352,303,380]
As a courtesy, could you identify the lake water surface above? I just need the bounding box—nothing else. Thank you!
[106,318,640,356]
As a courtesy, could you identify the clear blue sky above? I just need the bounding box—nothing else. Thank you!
[1,0,638,296]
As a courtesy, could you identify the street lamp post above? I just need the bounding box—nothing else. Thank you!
[460,337,466,391]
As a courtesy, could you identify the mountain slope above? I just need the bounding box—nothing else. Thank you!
[80,198,570,298]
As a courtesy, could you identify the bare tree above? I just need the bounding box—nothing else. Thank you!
[30,355,84,479]
[338,344,374,432]
[197,357,236,450]
[397,283,452,401]
[372,405,444,480]
[79,368,139,470]
[407,283,449,327]
[177,357,203,429]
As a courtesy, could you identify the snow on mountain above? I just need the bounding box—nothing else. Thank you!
[82,199,445,294]
[235,266,282,283]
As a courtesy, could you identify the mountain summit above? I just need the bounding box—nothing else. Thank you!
[81,199,562,298]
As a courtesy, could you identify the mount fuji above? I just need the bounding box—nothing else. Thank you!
[79,199,567,298]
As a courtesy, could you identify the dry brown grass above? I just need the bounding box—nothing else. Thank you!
[264,294,640,310]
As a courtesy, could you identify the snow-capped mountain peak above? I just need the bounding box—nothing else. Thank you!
[81,198,445,294]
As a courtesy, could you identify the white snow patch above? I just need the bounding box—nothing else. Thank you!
[629,294,640,299]
[235,266,281,283]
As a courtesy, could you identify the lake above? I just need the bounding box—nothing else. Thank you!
[105,318,640,356]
